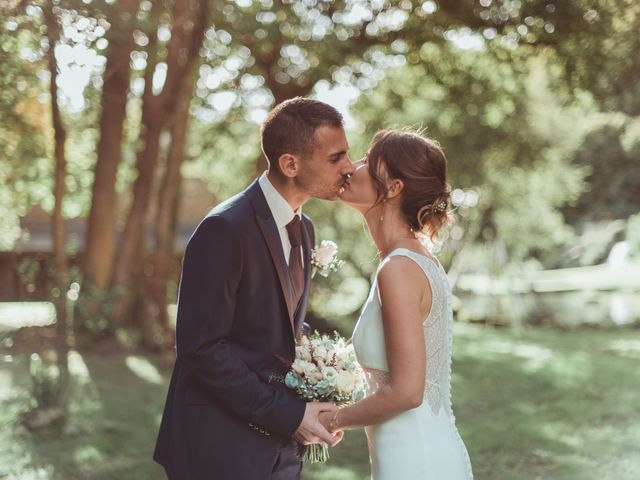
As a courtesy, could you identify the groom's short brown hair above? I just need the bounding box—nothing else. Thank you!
[261,97,343,173]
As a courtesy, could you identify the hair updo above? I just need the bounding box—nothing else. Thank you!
[367,129,451,240]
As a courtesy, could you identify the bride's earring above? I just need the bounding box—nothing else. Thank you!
[379,198,386,223]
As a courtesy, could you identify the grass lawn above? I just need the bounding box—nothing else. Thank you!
[1,324,639,480]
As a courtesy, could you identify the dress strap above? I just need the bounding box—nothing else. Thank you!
[383,247,441,280]
[382,248,445,327]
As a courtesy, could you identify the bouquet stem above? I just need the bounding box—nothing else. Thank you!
[298,443,330,463]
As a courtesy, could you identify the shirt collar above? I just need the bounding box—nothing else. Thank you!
[258,172,301,229]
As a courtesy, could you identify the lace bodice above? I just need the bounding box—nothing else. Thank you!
[352,247,455,417]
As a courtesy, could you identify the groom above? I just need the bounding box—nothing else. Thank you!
[154,97,355,479]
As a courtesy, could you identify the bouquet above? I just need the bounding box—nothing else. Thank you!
[311,240,345,278]
[284,331,365,462]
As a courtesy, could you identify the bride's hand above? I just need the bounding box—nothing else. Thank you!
[318,409,344,445]
[318,410,333,432]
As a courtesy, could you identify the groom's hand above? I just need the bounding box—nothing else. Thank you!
[293,402,341,447]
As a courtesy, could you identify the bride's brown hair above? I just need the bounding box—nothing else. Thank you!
[367,129,451,241]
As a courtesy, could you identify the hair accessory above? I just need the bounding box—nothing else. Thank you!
[433,199,447,213]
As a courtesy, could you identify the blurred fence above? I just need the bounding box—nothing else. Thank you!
[455,261,640,327]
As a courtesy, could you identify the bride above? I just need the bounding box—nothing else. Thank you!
[320,129,473,479]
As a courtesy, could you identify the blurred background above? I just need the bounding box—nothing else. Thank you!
[0,0,639,479]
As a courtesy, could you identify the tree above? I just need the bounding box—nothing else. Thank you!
[109,0,209,333]
[17,0,73,432]
[349,50,586,260]
[0,3,51,250]
[144,74,195,349]
[2,0,634,344]
[83,0,140,292]
[563,113,640,223]
[548,0,640,115]
[141,2,210,348]
[43,0,69,341]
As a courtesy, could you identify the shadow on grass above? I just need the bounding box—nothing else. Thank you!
[0,349,169,480]
[1,325,639,480]
[452,325,640,480]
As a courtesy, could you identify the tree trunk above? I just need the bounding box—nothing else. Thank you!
[110,0,208,329]
[141,73,196,349]
[43,0,70,426]
[83,0,140,291]
[44,0,67,342]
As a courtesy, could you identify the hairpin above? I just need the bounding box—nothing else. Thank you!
[433,199,447,213]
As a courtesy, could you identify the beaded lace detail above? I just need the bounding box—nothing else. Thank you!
[362,368,391,396]
[419,252,450,417]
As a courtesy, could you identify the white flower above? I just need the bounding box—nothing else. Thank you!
[313,345,327,360]
[292,359,306,375]
[296,346,312,362]
[321,366,339,386]
[336,370,356,393]
[313,240,338,268]
[311,240,345,278]
[334,347,351,364]
[303,361,318,378]
[331,349,347,369]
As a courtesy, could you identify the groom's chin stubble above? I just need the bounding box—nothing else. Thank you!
[310,188,340,201]
[323,192,341,201]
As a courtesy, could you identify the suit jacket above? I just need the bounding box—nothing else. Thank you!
[154,179,314,479]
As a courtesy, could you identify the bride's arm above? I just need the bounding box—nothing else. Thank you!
[322,256,431,431]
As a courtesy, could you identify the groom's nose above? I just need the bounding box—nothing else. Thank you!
[343,158,356,176]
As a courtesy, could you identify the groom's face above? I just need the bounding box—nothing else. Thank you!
[294,125,354,200]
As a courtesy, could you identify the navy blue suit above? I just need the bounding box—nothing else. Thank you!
[154,179,314,479]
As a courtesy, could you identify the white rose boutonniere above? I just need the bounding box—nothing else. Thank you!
[311,240,345,278]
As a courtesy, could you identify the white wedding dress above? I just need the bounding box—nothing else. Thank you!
[352,248,473,479]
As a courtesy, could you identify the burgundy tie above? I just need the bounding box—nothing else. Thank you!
[286,216,305,308]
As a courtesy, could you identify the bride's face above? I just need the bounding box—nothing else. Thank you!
[339,154,382,210]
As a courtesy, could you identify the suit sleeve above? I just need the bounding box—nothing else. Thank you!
[175,215,305,438]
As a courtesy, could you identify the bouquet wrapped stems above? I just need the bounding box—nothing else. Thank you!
[298,443,330,463]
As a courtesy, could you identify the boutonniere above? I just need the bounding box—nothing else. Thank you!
[311,240,345,278]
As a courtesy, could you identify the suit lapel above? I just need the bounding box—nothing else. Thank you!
[248,182,296,332]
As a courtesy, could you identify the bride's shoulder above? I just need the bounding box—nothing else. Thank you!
[376,254,430,299]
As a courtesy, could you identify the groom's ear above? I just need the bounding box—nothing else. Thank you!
[278,153,300,178]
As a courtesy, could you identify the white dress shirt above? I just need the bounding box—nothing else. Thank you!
[258,172,303,267]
